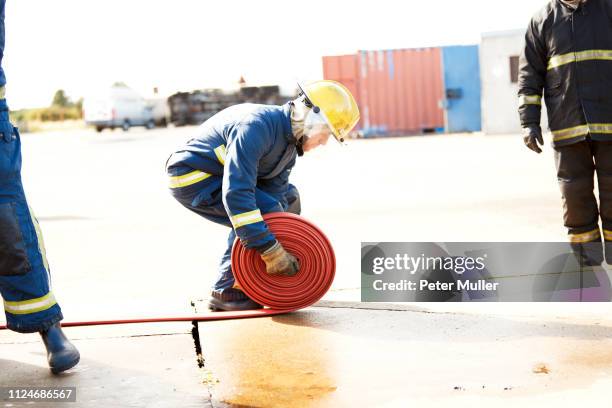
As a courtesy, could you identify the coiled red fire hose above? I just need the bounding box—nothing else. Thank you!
[232,212,336,311]
[0,213,335,330]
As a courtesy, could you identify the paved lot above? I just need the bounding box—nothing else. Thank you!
[2,305,612,407]
[1,126,611,406]
[9,126,569,311]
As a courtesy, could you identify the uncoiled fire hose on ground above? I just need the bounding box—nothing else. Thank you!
[0,213,335,330]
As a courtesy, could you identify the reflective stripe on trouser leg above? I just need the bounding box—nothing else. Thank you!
[593,141,612,265]
[569,229,603,267]
[0,122,63,332]
[0,200,63,333]
[604,228,612,265]
[555,141,603,265]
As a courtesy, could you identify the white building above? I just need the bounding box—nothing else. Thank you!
[480,30,548,135]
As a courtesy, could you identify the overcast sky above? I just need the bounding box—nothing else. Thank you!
[4,0,549,109]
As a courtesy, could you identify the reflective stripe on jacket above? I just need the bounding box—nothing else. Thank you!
[518,0,612,146]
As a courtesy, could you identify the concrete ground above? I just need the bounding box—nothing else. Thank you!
[1,126,612,406]
[2,305,612,407]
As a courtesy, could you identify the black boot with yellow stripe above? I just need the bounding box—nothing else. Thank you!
[569,228,603,267]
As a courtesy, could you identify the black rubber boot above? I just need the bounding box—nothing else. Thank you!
[208,288,263,312]
[40,323,80,374]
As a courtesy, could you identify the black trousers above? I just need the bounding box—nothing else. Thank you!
[554,139,612,265]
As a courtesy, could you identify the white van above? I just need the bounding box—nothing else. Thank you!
[145,97,171,127]
[83,86,155,132]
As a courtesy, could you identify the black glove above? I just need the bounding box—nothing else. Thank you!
[523,125,544,154]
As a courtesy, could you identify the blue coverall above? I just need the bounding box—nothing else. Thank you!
[0,0,63,332]
[167,103,301,295]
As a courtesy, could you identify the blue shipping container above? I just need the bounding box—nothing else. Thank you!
[441,46,482,133]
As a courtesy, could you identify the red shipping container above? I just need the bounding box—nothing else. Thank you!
[322,48,445,135]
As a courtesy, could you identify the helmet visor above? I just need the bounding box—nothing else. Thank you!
[302,107,334,141]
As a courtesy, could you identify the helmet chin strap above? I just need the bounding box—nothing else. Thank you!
[290,99,311,156]
[560,0,586,9]
[296,139,305,157]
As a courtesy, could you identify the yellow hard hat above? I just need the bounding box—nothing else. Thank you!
[298,80,360,143]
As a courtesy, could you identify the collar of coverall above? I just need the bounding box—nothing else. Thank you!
[279,101,301,149]
[560,0,587,10]
[289,100,308,156]
[290,100,308,140]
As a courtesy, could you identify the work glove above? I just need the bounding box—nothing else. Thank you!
[523,125,544,154]
[260,240,300,277]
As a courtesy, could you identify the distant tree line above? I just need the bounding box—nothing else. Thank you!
[11,89,83,123]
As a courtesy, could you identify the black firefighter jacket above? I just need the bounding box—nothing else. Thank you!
[519,0,612,147]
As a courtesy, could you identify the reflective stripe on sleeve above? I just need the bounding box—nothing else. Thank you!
[28,205,50,275]
[518,95,542,106]
[4,292,57,315]
[230,209,264,229]
[168,170,212,189]
[548,49,612,70]
[214,145,227,165]
[604,229,612,241]
[569,229,601,244]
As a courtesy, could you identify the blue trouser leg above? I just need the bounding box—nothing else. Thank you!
[0,100,62,333]
[213,229,236,292]
[286,183,301,215]
[168,164,301,294]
